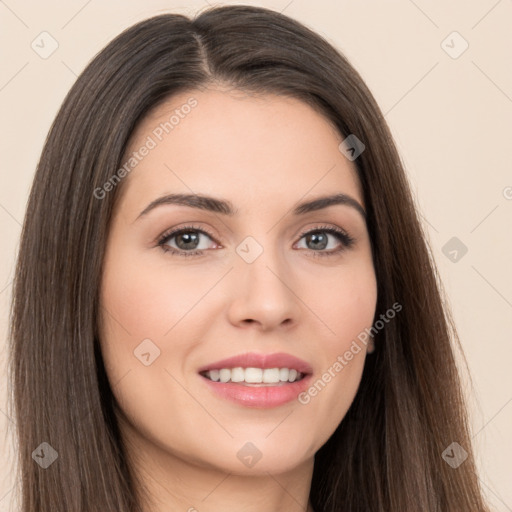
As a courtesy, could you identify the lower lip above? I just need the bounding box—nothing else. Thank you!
[200,374,312,408]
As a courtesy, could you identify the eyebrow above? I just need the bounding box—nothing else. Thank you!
[135,192,366,221]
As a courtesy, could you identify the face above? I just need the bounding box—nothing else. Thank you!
[98,87,377,476]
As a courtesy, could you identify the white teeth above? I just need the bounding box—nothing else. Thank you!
[219,369,231,383]
[203,367,304,384]
[230,367,245,382]
[262,368,280,383]
[245,367,263,383]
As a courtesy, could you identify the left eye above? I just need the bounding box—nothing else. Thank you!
[296,230,344,251]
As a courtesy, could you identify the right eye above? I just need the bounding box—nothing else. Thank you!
[157,225,219,257]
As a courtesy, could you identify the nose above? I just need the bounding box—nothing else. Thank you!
[225,245,301,331]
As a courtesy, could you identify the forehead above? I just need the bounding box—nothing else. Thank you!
[119,87,363,214]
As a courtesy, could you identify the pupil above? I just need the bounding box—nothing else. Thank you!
[308,233,327,250]
[177,232,199,250]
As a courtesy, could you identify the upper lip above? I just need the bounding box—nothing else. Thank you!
[198,352,313,374]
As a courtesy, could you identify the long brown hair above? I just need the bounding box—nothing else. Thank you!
[8,5,490,511]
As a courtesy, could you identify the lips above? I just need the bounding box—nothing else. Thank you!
[197,352,314,408]
[197,351,313,374]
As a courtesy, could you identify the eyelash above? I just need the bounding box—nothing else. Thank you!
[156,224,355,259]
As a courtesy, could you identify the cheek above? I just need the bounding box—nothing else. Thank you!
[312,255,377,349]
[97,245,220,400]
[99,247,212,351]
[97,250,210,448]
[297,259,377,433]
[97,246,176,390]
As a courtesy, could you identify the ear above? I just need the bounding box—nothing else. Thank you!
[366,337,375,354]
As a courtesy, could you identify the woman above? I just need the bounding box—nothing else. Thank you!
[8,5,491,511]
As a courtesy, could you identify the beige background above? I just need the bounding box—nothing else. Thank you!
[1,0,511,510]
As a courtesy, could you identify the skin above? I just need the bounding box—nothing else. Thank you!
[98,87,377,512]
